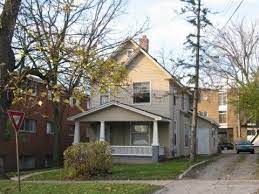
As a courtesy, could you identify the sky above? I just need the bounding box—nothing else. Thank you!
[118,0,259,59]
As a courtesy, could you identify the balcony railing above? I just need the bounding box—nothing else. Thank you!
[111,145,165,156]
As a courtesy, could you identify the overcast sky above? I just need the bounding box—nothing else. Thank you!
[119,0,259,58]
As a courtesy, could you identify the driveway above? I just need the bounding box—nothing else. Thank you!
[157,153,259,194]
[186,153,257,180]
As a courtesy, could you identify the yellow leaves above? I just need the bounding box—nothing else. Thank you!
[63,99,70,104]
[41,92,47,97]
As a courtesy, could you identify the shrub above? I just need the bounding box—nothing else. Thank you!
[63,141,112,179]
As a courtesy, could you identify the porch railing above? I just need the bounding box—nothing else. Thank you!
[110,145,165,156]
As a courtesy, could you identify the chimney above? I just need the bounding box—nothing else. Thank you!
[139,35,149,52]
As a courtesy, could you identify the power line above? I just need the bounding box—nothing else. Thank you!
[221,0,245,29]
[222,0,235,15]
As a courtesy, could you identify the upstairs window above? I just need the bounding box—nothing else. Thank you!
[200,93,208,101]
[69,97,80,107]
[219,92,227,105]
[100,94,109,105]
[219,111,226,123]
[133,82,150,104]
[127,48,134,57]
[21,119,37,133]
[199,111,208,117]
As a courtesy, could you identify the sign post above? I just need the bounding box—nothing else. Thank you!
[7,110,25,192]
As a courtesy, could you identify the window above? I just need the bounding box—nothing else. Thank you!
[184,124,189,147]
[100,94,109,105]
[247,130,255,136]
[46,122,54,135]
[69,96,80,107]
[199,111,208,117]
[133,82,150,104]
[21,119,37,133]
[86,99,91,109]
[219,111,226,123]
[181,94,185,110]
[173,133,177,146]
[173,95,176,105]
[29,84,38,96]
[200,93,208,101]
[20,156,35,170]
[219,92,227,105]
[47,90,52,100]
[44,155,53,168]
[68,125,74,136]
[127,48,134,57]
[131,124,150,145]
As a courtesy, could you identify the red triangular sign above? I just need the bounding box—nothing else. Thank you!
[7,110,25,132]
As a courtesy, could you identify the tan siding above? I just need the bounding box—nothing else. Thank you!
[111,53,171,118]
[80,106,154,122]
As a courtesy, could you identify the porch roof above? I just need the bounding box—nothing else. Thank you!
[68,101,171,122]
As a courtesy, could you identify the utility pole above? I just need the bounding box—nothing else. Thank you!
[190,0,201,162]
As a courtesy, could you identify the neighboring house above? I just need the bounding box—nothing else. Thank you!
[197,115,219,155]
[68,35,219,163]
[197,88,249,144]
[0,75,89,171]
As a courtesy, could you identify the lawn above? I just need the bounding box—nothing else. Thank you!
[26,155,215,181]
[0,180,160,194]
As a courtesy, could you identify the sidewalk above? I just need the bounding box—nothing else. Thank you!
[23,180,172,186]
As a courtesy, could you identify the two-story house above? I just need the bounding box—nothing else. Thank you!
[68,36,219,163]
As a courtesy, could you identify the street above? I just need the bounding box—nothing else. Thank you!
[157,153,259,194]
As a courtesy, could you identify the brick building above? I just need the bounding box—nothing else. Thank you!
[197,88,243,144]
[0,76,88,172]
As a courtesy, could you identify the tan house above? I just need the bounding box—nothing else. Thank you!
[68,36,219,163]
[198,88,246,143]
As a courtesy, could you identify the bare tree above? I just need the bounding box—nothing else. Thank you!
[13,0,145,165]
[207,20,259,87]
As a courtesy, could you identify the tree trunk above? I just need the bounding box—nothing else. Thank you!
[52,101,63,167]
[190,0,201,162]
[0,0,21,138]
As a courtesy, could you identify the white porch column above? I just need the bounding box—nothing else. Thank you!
[152,120,159,146]
[73,121,80,144]
[100,121,105,141]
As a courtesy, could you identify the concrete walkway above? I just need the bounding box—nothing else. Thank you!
[24,180,172,186]
[10,169,57,181]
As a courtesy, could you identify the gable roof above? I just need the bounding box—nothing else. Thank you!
[68,101,171,122]
[187,110,219,127]
[115,39,192,95]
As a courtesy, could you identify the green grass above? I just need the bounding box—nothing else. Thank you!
[26,155,215,181]
[0,180,159,194]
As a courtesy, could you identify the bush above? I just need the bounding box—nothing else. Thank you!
[63,141,112,179]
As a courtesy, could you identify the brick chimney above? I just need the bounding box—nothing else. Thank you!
[139,35,149,52]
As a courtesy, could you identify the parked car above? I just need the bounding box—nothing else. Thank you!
[218,142,234,150]
[236,141,255,154]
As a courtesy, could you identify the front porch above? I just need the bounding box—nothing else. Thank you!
[68,102,171,163]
